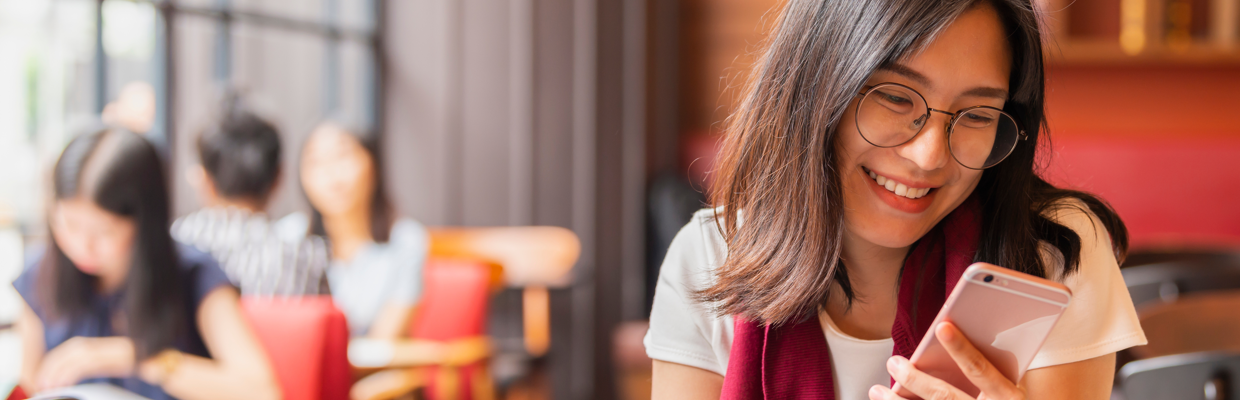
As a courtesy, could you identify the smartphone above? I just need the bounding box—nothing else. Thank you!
[892,262,1072,399]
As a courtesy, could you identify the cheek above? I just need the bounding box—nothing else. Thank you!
[100,232,135,264]
[52,229,88,263]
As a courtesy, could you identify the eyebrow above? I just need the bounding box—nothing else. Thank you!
[878,63,1010,100]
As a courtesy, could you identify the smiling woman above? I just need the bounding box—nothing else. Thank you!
[644,1,1147,400]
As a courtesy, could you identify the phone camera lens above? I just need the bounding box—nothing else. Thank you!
[983,274,994,283]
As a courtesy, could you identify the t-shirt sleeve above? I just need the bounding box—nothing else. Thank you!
[1029,201,1147,370]
[12,247,47,320]
[644,211,730,375]
[388,219,429,305]
[179,244,236,306]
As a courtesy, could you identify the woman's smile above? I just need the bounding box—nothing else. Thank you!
[861,166,938,214]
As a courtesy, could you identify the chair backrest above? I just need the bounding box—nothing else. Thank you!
[408,258,497,341]
[428,227,579,288]
[1123,257,1240,307]
[1132,292,1240,360]
[241,296,351,400]
[427,226,580,356]
[1119,352,1240,400]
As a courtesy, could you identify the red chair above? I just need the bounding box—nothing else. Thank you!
[5,385,24,400]
[0,298,349,400]
[351,258,499,400]
[241,296,351,400]
[409,259,497,399]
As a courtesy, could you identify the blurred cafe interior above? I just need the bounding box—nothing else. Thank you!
[0,0,1237,399]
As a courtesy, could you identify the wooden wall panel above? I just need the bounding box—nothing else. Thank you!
[679,0,783,134]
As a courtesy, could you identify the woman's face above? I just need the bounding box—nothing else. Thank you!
[300,125,376,218]
[50,197,136,277]
[836,4,1011,250]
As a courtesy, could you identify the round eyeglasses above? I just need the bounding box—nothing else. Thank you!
[854,82,1026,170]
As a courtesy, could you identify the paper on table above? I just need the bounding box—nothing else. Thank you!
[27,383,152,400]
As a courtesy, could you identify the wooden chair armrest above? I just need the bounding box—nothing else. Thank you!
[349,337,492,369]
[350,368,428,400]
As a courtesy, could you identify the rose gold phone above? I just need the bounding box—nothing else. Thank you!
[892,262,1071,399]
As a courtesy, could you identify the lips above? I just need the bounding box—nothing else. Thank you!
[861,167,937,214]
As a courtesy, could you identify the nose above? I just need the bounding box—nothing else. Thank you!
[896,112,951,171]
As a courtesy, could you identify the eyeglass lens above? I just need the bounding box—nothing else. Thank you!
[856,84,1020,169]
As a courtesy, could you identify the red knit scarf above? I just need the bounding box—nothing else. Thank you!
[721,196,981,399]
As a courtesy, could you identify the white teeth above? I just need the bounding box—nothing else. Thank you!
[867,169,932,199]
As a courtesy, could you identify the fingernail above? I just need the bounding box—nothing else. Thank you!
[869,385,883,398]
[937,322,953,340]
[888,356,903,369]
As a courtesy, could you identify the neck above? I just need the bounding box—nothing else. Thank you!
[205,196,265,214]
[322,207,374,262]
[838,231,908,299]
[824,230,910,340]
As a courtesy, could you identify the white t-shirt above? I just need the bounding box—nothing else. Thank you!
[820,312,896,400]
[644,201,1148,400]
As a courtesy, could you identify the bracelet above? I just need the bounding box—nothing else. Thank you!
[154,349,184,385]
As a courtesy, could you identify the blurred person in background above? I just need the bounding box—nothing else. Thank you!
[172,96,330,297]
[645,0,1145,399]
[280,120,429,339]
[12,128,280,400]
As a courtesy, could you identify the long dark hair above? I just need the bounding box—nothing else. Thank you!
[42,128,187,359]
[700,0,1128,325]
[305,120,397,243]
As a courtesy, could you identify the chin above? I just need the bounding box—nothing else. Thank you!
[867,225,934,249]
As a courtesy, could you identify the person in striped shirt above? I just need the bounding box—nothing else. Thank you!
[172,99,329,297]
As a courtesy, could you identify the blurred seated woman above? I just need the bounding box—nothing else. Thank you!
[282,120,429,339]
[13,129,281,400]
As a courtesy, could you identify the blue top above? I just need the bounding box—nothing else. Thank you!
[12,243,233,400]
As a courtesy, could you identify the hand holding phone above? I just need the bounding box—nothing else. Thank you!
[889,262,1071,399]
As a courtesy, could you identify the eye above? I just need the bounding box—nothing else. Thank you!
[879,91,912,106]
[959,110,998,128]
[870,88,918,114]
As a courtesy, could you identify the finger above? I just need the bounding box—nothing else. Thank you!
[887,355,971,400]
[936,322,1021,399]
[869,385,912,400]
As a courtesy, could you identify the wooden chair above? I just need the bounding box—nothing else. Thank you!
[350,258,502,400]
[342,226,578,400]
[426,227,580,357]
[1131,291,1240,360]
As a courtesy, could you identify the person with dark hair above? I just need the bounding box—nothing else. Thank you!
[172,102,329,296]
[280,120,428,338]
[645,1,1146,399]
[12,129,280,400]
